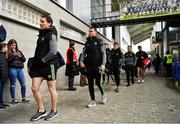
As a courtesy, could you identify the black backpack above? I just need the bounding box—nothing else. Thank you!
[0,24,7,42]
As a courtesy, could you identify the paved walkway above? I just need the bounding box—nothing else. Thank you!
[0,73,180,123]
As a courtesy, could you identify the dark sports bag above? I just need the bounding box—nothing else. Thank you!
[0,24,7,42]
[56,51,65,68]
[27,51,65,78]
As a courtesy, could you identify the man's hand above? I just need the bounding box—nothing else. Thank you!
[80,63,85,68]
[101,64,105,71]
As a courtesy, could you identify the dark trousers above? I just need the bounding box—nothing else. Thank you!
[155,65,160,74]
[86,66,105,101]
[0,79,4,105]
[112,66,120,86]
[134,66,138,78]
[68,74,75,88]
[165,64,172,77]
[102,73,110,83]
[125,66,134,85]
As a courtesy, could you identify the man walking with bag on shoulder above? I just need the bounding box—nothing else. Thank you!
[30,15,59,121]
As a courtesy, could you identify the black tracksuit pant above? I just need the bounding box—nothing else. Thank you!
[125,65,134,85]
[112,66,120,86]
[86,66,105,101]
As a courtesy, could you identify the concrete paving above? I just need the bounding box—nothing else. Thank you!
[0,73,180,123]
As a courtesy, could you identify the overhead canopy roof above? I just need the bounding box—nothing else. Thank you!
[91,0,180,44]
[127,23,155,44]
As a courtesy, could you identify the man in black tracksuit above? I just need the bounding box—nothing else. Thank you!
[124,46,136,87]
[80,27,107,108]
[111,42,123,93]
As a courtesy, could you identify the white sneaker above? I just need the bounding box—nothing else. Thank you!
[141,80,144,83]
[137,80,141,83]
[87,101,96,108]
[102,93,107,104]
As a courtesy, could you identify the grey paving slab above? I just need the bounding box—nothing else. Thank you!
[0,74,180,123]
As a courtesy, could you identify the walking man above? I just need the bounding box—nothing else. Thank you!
[80,27,107,108]
[124,46,136,87]
[136,46,148,83]
[111,42,123,92]
[30,15,59,121]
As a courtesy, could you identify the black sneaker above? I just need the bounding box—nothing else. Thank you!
[30,110,47,121]
[0,105,6,110]
[22,98,30,103]
[68,87,76,91]
[44,110,58,121]
[11,99,19,104]
[2,103,10,107]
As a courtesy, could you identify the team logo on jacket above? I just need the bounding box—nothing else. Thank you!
[48,75,52,79]
[41,37,44,41]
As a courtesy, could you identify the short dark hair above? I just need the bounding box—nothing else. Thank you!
[41,15,53,26]
[138,46,142,49]
[89,26,97,32]
[113,42,119,45]
[128,45,132,48]
[0,43,7,50]
[69,41,75,47]
[166,50,170,54]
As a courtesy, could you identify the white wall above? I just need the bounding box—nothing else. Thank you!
[120,26,131,52]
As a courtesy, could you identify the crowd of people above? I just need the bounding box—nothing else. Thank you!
[0,40,30,110]
[121,0,180,17]
[0,15,174,122]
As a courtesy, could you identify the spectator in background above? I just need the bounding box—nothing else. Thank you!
[0,43,8,110]
[65,41,79,91]
[79,50,87,87]
[163,50,173,77]
[7,39,29,104]
[153,53,162,74]
[102,43,111,85]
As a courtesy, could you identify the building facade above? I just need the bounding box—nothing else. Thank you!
[0,0,111,101]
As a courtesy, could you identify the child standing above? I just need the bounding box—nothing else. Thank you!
[0,43,8,110]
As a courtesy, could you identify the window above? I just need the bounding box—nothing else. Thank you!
[60,22,86,42]
[0,0,43,27]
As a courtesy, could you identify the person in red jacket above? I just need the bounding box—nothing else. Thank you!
[65,41,79,91]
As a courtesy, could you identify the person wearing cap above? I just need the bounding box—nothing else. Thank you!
[135,46,148,83]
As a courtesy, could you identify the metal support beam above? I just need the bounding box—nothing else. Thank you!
[131,32,152,41]
[130,27,153,38]
[133,35,150,44]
